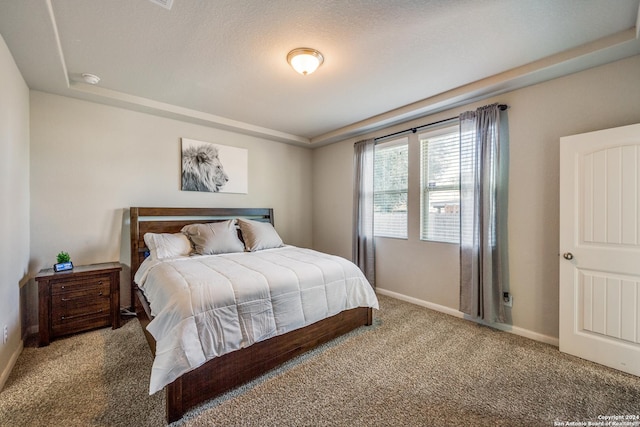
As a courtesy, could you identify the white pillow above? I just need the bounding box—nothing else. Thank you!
[237,218,284,251]
[143,232,193,260]
[181,220,245,255]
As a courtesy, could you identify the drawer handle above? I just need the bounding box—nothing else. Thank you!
[61,309,104,321]
[59,280,104,290]
[60,291,104,302]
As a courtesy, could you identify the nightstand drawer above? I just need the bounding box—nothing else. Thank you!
[51,309,111,336]
[52,290,111,322]
[51,275,111,295]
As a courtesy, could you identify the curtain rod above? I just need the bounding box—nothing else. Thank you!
[372,103,508,142]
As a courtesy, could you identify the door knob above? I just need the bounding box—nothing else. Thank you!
[563,252,574,260]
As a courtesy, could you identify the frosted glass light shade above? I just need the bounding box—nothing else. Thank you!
[287,48,324,75]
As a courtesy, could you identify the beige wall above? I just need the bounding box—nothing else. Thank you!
[27,91,313,325]
[312,54,640,342]
[0,35,29,389]
[7,42,640,356]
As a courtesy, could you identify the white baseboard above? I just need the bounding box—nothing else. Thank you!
[376,288,465,319]
[0,340,24,392]
[375,288,559,347]
[477,317,559,347]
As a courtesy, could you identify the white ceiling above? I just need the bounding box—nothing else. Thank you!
[1,0,639,146]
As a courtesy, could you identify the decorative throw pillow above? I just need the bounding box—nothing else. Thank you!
[181,220,245,255]
[237,218,284,251]
[143,232,193,260]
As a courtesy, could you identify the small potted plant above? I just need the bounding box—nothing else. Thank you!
[54,251,74,272]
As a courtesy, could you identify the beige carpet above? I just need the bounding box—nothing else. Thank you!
[1,295,639,426]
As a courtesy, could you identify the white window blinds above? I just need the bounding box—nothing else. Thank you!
[374,137,408,238]
[420,126,460,243]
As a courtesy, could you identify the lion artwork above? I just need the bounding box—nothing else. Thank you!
[181,144,229,192]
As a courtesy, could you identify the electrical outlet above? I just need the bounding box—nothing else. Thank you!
[502,292,513,308]
[3,325,7,344]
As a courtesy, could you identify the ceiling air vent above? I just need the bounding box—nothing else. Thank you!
[148,0,173,10]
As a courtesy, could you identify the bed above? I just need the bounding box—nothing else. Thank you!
[129,207,378,423]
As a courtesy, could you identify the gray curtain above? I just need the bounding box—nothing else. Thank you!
[459,104,509,323]
[353,139,375,288]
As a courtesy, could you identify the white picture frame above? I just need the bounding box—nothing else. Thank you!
[181,138,248,194]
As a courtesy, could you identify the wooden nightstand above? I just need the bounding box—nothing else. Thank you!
[36,262,122,346]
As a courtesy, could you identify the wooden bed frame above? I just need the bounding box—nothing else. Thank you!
[130,207,374,423]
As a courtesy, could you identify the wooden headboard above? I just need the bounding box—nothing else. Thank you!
[129,207,274,309]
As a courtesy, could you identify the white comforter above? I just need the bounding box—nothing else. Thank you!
[134,246,379,394]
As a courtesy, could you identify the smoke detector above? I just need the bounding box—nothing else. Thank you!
[148,0,173,9]
[81,73,101,85]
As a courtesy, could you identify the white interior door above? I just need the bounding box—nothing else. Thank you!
[559,123,640,376]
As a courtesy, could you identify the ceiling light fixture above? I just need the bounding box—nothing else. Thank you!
[287,48,324,76]
[81,73,101,85]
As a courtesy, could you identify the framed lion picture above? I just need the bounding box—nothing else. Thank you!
[181,138,248,194]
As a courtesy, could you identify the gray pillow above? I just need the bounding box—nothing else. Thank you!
[237,218,284,251]
[181,220,245,255]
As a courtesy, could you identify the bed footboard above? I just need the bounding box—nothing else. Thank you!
[135,289,372,423]
[165,306,372,422]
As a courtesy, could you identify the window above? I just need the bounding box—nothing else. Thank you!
[420,125,460,243]
[374,137,408,238]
